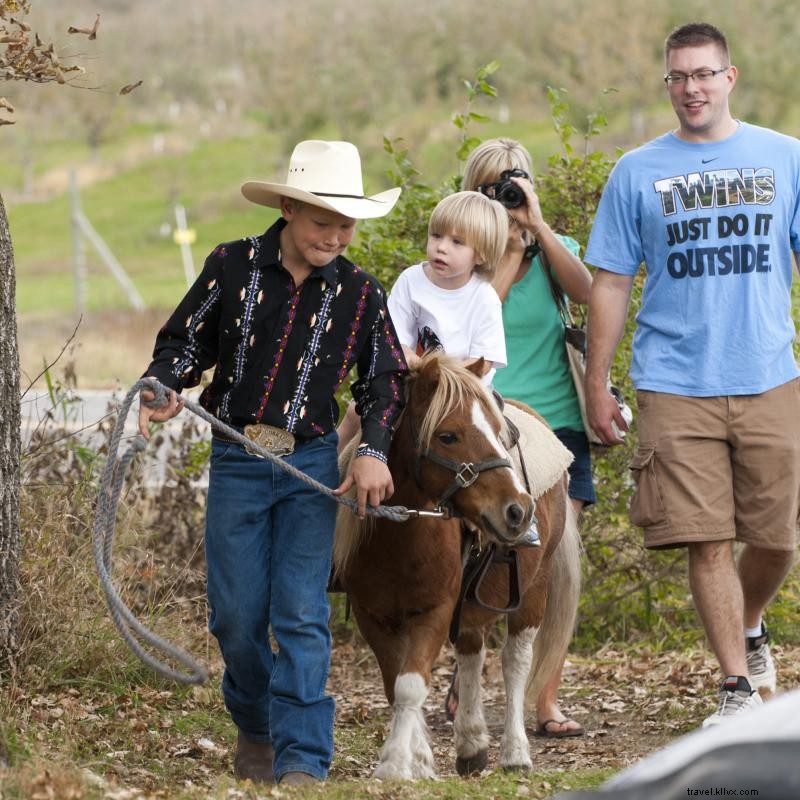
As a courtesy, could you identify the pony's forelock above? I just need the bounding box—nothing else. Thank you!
[413,353,504,450]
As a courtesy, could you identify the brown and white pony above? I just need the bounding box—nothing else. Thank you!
[334,352,581,779]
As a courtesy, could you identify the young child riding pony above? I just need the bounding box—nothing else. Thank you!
[338,190,540,546]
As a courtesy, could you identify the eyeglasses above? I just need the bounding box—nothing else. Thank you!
[664,67,729,86]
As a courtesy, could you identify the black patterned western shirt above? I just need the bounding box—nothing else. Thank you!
[144,218,408,461]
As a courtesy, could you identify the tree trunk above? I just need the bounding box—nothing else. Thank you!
[0,192,21,674]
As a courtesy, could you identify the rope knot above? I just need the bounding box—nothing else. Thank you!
[140,377,169,409]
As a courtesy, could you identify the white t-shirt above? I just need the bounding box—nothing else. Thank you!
[387,262,506,383]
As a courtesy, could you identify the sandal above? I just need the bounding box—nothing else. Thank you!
[533,718,585,738]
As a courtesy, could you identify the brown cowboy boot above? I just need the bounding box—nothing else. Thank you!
[233,730,274,784]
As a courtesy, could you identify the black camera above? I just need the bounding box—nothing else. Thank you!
[477,168,531,209]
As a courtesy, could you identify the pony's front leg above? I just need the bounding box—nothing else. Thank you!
[453,645,491,776]
[499,627,536,770]
[374,672,436,780]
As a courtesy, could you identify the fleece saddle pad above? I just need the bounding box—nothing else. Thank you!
[503,403,574,500]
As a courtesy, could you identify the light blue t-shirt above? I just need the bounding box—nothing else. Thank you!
[585,122,800,396]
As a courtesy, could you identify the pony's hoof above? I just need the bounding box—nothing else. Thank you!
[456,749,488,776]
[502,763,532,773]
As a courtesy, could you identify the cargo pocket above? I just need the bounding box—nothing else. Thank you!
[629,445,666,528]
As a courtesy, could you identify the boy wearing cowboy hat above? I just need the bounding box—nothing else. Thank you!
[139,140,406,785]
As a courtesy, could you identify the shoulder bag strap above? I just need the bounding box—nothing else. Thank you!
[532,241,572,326]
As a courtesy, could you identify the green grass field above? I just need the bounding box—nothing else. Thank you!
[8,114,568,316]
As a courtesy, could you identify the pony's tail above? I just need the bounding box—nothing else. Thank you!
[524,496,582,705]
[332,438,366,580]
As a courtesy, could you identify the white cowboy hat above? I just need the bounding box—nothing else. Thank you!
[241,140,401,220]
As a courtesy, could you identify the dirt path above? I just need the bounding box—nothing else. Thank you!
[328,639,800,780]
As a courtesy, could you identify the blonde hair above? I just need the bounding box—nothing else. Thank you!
[428,191,508,280]
[462,138,534,194]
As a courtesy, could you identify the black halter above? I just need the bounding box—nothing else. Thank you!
[404,395,527,640]
[406,400,513,517]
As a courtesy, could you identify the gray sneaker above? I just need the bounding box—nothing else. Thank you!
[746,624,776,694]
[702,676,763,728]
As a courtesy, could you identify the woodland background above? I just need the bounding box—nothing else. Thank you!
[4,1,800,798]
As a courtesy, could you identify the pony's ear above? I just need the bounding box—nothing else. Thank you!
[417,352,440,382]
[465,357,487,378]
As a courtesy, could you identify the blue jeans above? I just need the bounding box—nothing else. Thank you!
[205,431,339,781]
[553,427,596,506]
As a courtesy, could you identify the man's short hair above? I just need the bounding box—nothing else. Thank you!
[428,191,509,280]
[664,22,730,64]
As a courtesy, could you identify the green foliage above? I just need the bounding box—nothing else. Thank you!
[536,86,621,251]
[173,438,212,480]
[349,62,503,292]
[347,136,441,292]
[340,63,502,416]
[451,60,500,163]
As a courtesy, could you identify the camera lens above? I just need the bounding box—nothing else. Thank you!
[496,182,524,208]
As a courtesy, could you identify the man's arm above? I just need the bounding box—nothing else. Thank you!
[585,269,635,444]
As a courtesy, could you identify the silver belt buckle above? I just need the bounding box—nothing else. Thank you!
[243,424,295,457]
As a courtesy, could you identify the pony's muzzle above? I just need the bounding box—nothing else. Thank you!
[480,496,536,545]
[505,501,527,529]
[505,497,538,544]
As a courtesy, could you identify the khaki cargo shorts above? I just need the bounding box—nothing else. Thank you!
[629,379,800,551]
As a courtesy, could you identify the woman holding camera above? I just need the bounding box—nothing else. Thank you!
[445,137,594,738]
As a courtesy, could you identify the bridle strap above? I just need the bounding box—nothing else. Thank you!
[405,402,512,514]
[421,450,513,511]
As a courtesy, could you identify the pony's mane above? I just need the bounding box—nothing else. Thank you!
[413,351,504,450]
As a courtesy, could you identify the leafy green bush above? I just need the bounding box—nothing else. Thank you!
[348,63,502,290]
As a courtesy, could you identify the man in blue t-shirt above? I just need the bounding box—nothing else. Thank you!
[585,22,800,728]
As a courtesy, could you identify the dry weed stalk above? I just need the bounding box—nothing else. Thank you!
[18,382,210,693]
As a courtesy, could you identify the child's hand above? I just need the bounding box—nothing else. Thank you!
[333,454,394,518]
[138,386,184,438]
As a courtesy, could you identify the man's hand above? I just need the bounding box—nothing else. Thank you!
[333,454,394,519]
[138,386,184,438]
[585,270,635,446]
[585,381,628,446]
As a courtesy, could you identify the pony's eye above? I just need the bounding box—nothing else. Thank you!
[438,432,458,445]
